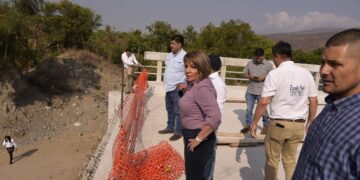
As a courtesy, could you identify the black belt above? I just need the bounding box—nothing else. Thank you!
[270,118,305,123]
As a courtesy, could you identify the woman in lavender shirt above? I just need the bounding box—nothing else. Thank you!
[179,51,221,180]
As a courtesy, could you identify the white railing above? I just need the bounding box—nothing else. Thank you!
[142,51,321,87]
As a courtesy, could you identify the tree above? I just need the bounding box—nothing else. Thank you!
[43,0,101,49]
[196,23,218,53]
[122,29,149,64]
[0,0,103,73]
[0,0,44,73]
[182,25,198,51]
[293,48,322,64]
[196,19,273,58]
[145,21,178,52]
[87,25,126,63]
[14,0,44,15]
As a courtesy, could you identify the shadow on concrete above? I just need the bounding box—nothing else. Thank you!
[236,147,265,180]
[234,108,265,179]
[234,108,265,132]
[137,86,155,151]
[12,148,38,163]
[234,109,246,126]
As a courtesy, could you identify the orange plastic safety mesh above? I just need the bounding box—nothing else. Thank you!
[108,69,184,180]
[132,141,184,180]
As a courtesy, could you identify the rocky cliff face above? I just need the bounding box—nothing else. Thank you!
[0,50,123,146]
[0,71,26,114]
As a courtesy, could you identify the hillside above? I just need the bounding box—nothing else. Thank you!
[264,28,345,52]
[0,50,123,179]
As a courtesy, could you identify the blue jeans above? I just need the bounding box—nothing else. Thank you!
[245,92,269,127]
[165,89,183,135]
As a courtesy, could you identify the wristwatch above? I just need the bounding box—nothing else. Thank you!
[195,136,203,142]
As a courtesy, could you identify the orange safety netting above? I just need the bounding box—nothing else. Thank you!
[108,69,184,180]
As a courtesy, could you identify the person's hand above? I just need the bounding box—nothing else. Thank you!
[177,83,187,91]
[250,123,257,138]
[257,75,265,81]
[248,75,254,80]
[187,138,201,152]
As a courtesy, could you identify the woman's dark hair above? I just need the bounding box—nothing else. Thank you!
[4,136,11,142]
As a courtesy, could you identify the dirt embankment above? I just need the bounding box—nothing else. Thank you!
[0,50,123,179]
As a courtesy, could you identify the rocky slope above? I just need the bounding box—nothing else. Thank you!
[0,50,123,178]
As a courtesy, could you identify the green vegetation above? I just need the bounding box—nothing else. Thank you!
[293,48,323,64]
[0,0,322,74]
[0,0,100,73]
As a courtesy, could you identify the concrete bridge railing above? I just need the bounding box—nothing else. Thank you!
[142,51,322,88]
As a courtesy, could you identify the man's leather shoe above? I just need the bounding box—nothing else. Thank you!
[169,134,182,141]
[158,128,174,134]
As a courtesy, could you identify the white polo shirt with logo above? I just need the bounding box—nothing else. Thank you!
[261,61,317,120]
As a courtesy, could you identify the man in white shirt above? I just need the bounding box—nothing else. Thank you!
[250,41,318,180]
[158,35,187,141]
[121,48,141,93]
[208,55,227,114]
[204,55,227,180]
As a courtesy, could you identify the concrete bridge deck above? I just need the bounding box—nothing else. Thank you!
[92,82,326,180]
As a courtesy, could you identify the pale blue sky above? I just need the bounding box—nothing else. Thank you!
[53,0,360,34]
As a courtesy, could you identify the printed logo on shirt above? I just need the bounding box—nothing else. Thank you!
[290,85,305,96]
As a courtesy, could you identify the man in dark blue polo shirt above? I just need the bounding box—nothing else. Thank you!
[293,29,360,179]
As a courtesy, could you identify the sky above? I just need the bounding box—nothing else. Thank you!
[52,0,360,34]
